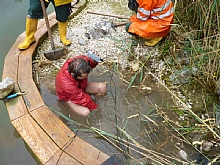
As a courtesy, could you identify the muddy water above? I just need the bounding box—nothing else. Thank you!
[38,65,196,163]
[0,1,198,163]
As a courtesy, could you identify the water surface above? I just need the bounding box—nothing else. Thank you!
[0,1,53,164]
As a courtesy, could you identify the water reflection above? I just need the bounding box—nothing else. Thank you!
[38,65,179,163]
[0,0,54,164]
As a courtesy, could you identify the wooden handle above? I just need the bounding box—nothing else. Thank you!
[39,0,55,50]
[87,11,129,19]
[112,22,128,27]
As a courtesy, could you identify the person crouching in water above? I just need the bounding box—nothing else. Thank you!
[55,54,106,117]
[126,0,174,46]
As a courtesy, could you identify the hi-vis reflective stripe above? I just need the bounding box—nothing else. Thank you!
[137,0,173,21]
[151,7,174,19]
[137,12,149,21]
[139,7,151,16]
[152,0,172,13]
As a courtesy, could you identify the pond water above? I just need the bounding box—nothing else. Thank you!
[1,1,206,164]
[37,64,197,164]
[0,1,53,165]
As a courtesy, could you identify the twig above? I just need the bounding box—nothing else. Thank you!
[139,74,148,92]
[87,11,129,19]
[142,114,159,127]
[208,155,220,165]
[113,22,128,27]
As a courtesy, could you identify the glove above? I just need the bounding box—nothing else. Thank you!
[128,0,139,13]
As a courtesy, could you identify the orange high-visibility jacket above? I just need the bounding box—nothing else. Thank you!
[128,0,174,38]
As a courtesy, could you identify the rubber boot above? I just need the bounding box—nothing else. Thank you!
[18,17,38,50]
[58,21,71,46]
[144,37,163,47]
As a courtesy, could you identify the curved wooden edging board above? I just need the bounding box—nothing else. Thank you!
[2,1,109,164]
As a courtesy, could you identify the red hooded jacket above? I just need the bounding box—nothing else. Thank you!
[55,55,98,110]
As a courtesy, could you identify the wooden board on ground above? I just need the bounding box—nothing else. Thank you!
[31,105,75,148]
[12,114,60,164]
[2,37,23,81]
[18,50,33,81]
[37,12,56,29]
[69,0,88,19]
[5,83,28,121]
[36,16,58,44]
[2,0,110,164]
[45,150,81,165]
[18,79,45,111]
[64,136,109,165]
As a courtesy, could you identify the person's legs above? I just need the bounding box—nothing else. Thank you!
[18,0,50,50]
[18,17,38,50]
[66,101,90,117]
[144,37,163,46]
[85,82,107,96]
[125,22,139,36]
[126,20,164,46]
[53,2,72,46]
[28,0,49,19]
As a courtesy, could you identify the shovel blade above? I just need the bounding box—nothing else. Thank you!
[44,47,65,60]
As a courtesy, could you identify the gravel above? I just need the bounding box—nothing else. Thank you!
[33,1,161,80]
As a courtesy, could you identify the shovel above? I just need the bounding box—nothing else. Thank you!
[40,0,64,60]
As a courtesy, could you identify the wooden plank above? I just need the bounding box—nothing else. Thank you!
[48,12,56,22]
[69,0,88,20]
[37,12,56,29]
[4,83,28,121]
[64,136,109,165]
[45,150,80,165]
[12,114,60,164]
[2,36,23,81]
[35,17,58,46]
[36,18,58,38]
[3,1,109,164]
[18,79,45,111]
[31,106,75,148]
[18,50,33,81]
[19,41,38,56]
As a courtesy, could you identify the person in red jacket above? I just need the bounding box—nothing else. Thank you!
[126,0,174,46]
[55,54,106,117]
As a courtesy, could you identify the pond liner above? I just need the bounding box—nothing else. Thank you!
[2,0,109,164]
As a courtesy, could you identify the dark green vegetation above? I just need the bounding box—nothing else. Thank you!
[163,0,220,136]
[123,0,220,164]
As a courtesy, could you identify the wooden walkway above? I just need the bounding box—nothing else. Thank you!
[2,1,109,164]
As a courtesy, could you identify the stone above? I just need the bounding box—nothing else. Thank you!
[178,149,188,161]
[169,67,197,85]
[0,78,15,99]
[78,38,87,46]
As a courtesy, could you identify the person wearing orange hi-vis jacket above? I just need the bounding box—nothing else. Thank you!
[18,0,72,50]
[126,0,174,46]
